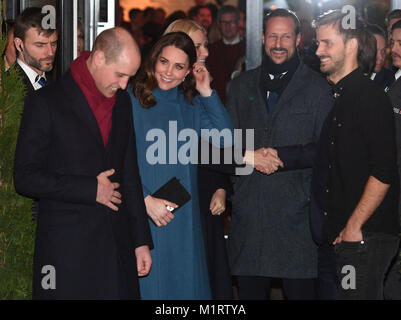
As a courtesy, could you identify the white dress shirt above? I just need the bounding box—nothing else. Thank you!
[17,59,47,91]
[395,69,401,81]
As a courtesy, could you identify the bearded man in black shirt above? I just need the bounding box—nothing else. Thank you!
[313,10,400,300]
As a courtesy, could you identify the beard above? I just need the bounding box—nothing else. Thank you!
[267,47,290,64]
[392,52,401,69]
[22,48,54,72]
[319,53,346,76]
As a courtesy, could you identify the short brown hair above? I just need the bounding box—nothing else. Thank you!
[313,10,376,74]
[263,8,300,35]
[391,19,401,33]
[14,7,56,41]
[385,9,401,26]
[217,5,240,22]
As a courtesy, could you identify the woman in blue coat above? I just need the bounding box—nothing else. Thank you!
[128,32,233,299]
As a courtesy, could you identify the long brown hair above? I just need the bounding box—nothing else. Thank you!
[132,32,197,108]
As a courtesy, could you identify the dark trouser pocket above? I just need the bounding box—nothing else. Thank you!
[335,231,399,300]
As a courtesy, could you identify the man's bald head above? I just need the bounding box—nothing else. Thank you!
[87,27,141,98]
[92,27,140,64]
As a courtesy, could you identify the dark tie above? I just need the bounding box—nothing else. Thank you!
[267,73,281,114]
[36,75,47,87]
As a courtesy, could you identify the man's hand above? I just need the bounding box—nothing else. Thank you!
[333,176,390,245]
[209,188,226,215]
[333,227,363,245]
[96,168,121,211]
[135,245,152,277]
[144,195,178,227]
[243,148,284,174]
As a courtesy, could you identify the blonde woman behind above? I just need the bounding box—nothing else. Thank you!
[164,19,233,299]
[164,19,209,65]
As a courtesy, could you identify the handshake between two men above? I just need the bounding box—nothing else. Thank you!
[243,147,284,175]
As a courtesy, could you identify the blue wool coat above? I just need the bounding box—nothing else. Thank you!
[128,86,233,299]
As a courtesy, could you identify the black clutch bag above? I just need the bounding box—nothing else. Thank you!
[151,177,191,213]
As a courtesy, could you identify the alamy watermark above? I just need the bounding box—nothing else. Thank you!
[41,5,56,30]
[145,121,255,175]
[341,265,356,290]
[41,265,56,290]
[341,5,356,30]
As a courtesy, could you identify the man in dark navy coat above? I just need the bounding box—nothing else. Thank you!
[14,27,153,299]
[13,7,58,94]
[11,7,58,222]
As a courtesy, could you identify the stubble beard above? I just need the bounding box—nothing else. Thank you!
[22,49,54,73]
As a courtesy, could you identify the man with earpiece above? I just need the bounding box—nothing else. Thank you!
[11,7,58,223]
[13,7,58,94]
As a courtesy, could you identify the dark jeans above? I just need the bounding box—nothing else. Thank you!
[236,276,317,300]
[335,231,399,300]
[383,244,401,299]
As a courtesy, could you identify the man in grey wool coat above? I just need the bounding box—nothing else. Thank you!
[226,8,333,299]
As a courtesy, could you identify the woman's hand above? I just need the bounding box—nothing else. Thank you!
[209,188,226,215]
[144,195,178,227]
[193,62,212,97]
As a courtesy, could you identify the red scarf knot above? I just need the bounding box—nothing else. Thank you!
[70,51,116,147]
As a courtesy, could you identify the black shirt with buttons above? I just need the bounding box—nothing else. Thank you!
[322,68,400,243]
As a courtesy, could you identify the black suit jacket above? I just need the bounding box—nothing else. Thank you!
[373,67,395,91]
[14,71,153,299]
[14,62,35,95]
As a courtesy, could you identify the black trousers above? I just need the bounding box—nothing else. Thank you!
[118,260,129,300]
[384,244,401,299]
[236,276,317,300]
[317,244,338,300]
[335,231,399,300]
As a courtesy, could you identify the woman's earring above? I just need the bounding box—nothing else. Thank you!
[182,76,186,82]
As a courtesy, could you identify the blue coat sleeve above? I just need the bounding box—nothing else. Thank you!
[195,90,234,148]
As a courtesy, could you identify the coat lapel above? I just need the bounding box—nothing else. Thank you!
[61,71,105,150]
[105,94,123,155]
[269,62,308,120]
[253,67,270,123]
[15,63,35,94]
[276,63,306,107]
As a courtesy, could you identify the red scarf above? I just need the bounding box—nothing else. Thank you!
[70,51,116,147]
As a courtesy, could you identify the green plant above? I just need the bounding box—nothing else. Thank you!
[0,0,35,299]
